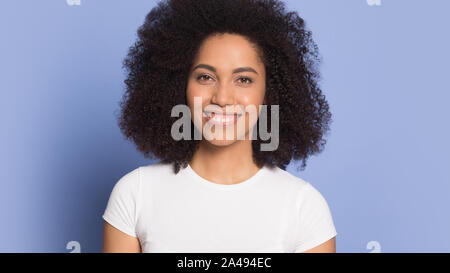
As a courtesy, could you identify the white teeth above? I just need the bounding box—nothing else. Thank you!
[203,111,242,123]
[211,115,234,122]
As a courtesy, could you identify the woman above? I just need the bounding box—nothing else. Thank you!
[102,0,337,253]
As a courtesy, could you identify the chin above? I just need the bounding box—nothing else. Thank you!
[204,138,239,147]
[202,128,250,147]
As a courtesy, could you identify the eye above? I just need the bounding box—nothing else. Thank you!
[196,74,213,82]
[237,77,253,84]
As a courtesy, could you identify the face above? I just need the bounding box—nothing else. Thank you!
[186,33,266,147]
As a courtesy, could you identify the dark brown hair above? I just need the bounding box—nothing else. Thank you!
[118,0,332,174]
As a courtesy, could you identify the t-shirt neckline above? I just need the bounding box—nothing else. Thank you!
[184,163,266,190]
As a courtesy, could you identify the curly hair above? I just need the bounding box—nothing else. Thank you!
[118,0,332,174]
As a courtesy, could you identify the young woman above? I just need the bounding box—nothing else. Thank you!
[102,0,337,253]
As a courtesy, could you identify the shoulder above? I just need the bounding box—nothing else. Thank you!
[265,166,330,205]
[111,161,175,190]
[109,166,141,197]
[137,161,180,189]
[264,165,309,191]
[139,161,174,177]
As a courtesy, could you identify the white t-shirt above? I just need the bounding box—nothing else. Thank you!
[102,161,337,253]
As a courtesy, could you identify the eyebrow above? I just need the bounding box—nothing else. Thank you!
[191,64,259,75]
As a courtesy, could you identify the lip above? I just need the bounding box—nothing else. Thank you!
[203,111,243,126]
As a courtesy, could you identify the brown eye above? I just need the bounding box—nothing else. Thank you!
[197,74,212,81]
[238,77,253,84]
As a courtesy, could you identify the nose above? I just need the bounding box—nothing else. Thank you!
[211,81,235,107]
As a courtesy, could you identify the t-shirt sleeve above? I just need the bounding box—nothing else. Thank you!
[294,182,337,252]
[102,167,141,238]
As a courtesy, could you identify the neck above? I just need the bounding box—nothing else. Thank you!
[189,139,261,185]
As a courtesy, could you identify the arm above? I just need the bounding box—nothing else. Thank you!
[102,167,141,253]
[102,220,141,253]
[294,183,338,253]
[302,237,336,253]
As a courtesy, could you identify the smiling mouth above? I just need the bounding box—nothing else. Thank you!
[203,111,243,125]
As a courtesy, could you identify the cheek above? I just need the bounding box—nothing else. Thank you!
[186,85,209,107]
[186,86,212,125]
[238,88,265,108]
[237,88,265,123]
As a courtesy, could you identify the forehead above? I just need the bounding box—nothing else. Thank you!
[193,33,264,70]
